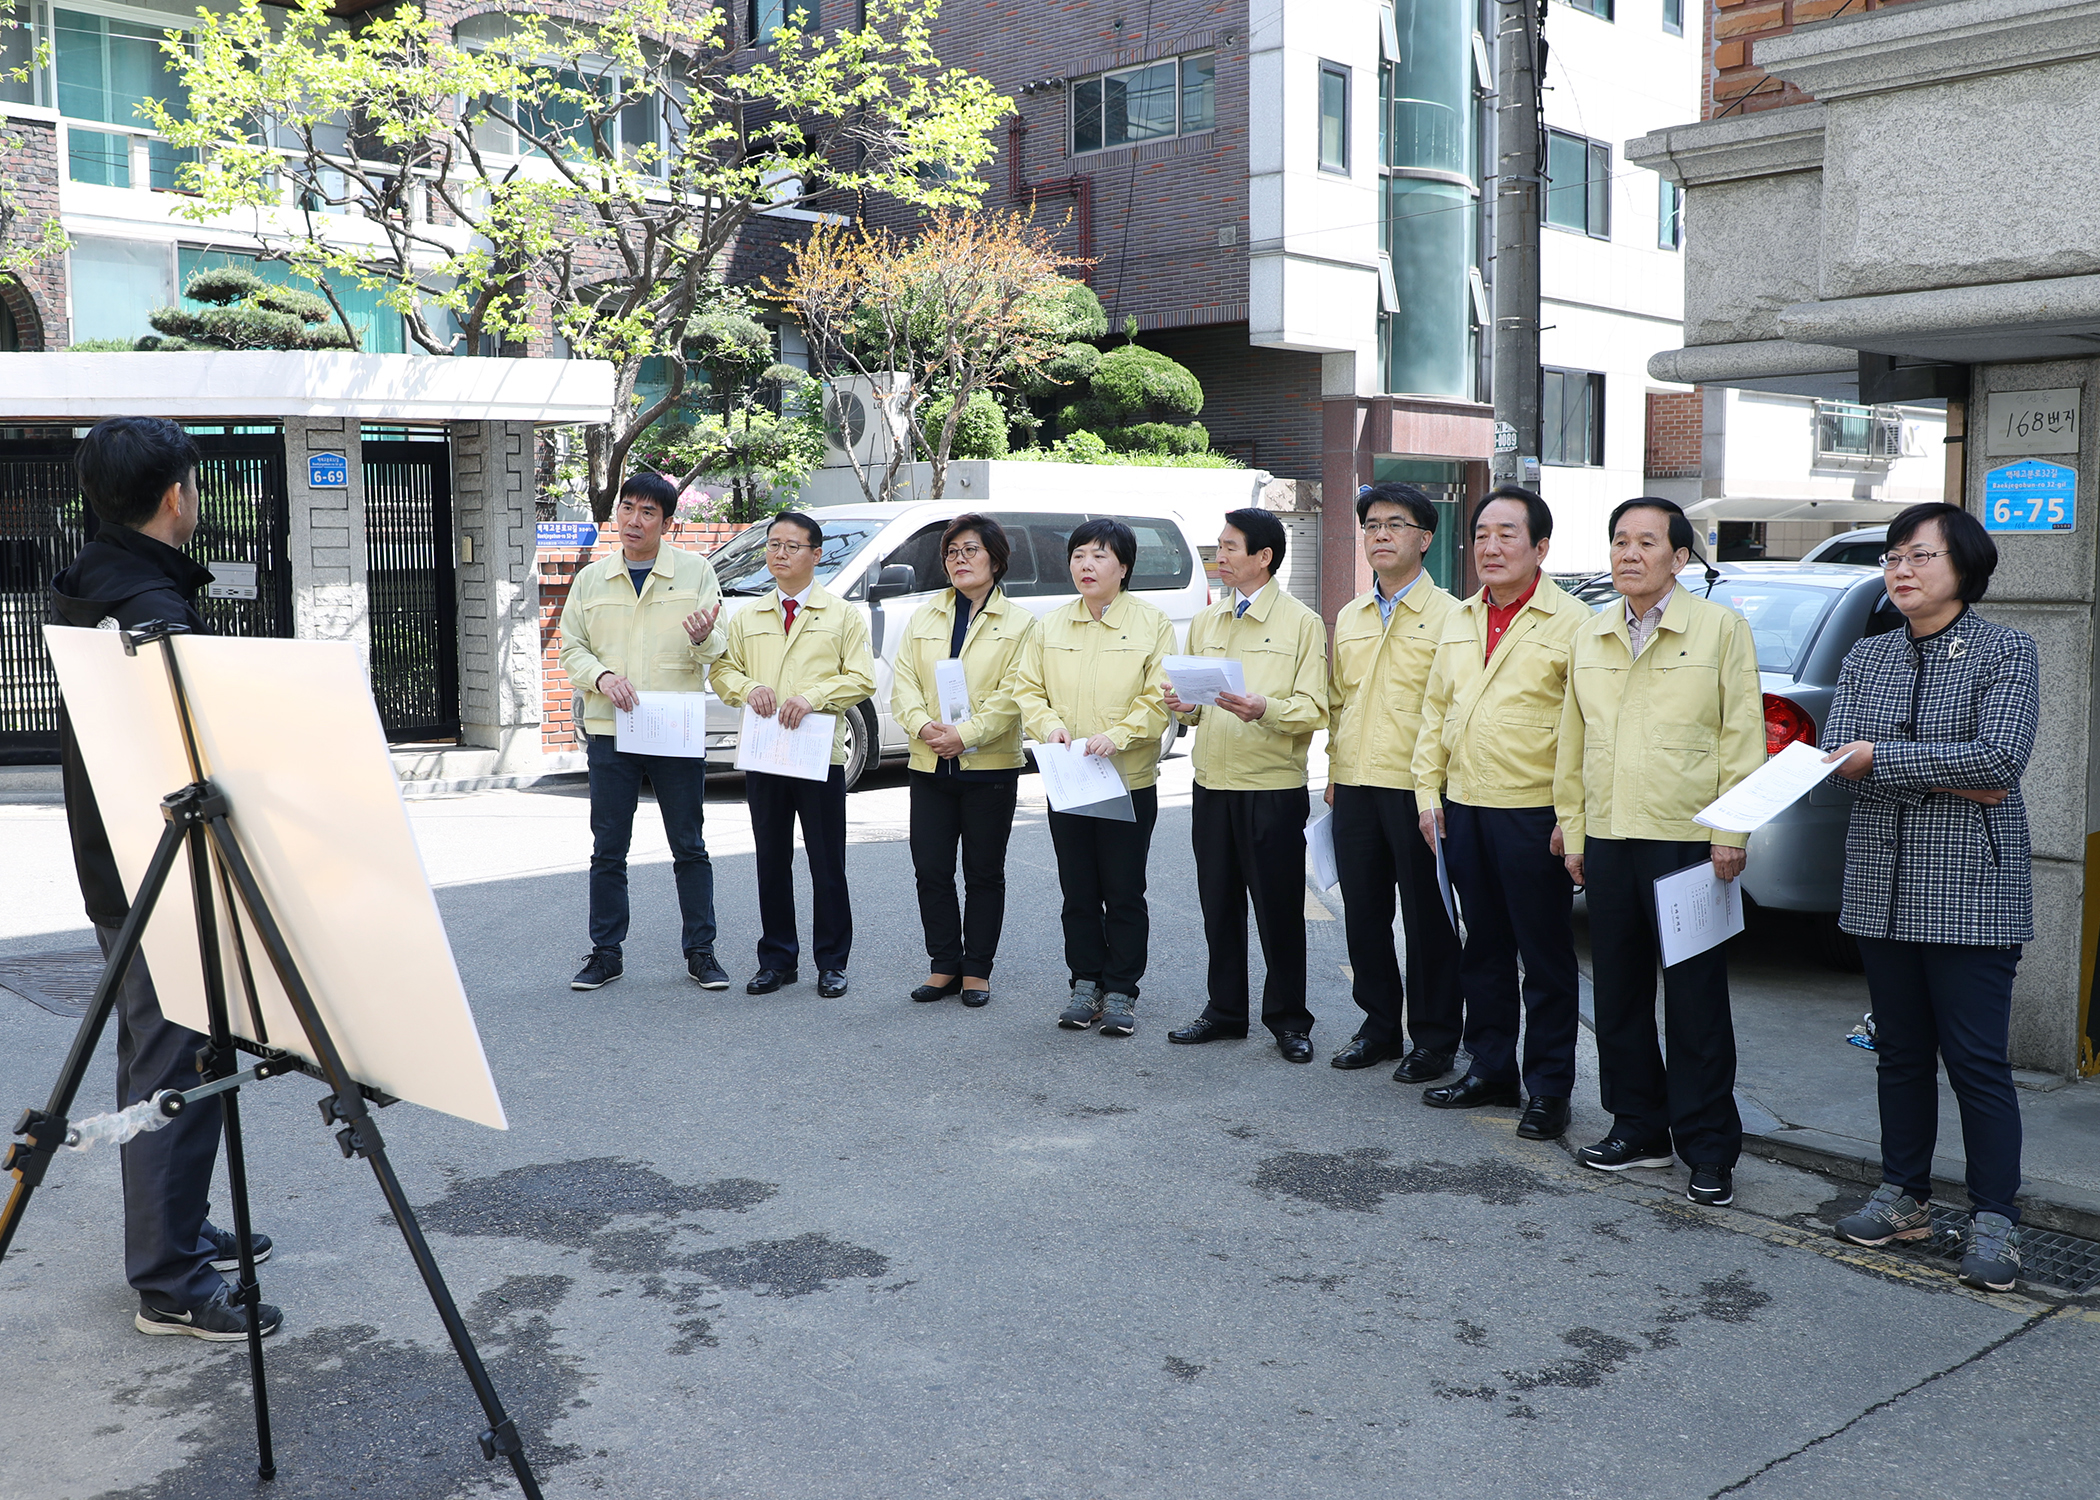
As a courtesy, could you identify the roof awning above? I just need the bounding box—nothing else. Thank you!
[0,352,615,424]
[1684,495,1918,522]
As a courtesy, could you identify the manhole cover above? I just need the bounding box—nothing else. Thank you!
[0,948,105,1019]
[1889,1203,2100,1295]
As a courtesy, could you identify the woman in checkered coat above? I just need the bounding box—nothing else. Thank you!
[1818,502,2037,1294]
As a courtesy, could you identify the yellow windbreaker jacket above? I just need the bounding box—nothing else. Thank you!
[1327,574,1460,791]
[557,544,725,738]
[711,584,877,766]
[1171,580,1329,790]
[1553,587,1766,854]
[1412,572,1591,810]
[890,587,1036,774]
[1011,590,1177,791]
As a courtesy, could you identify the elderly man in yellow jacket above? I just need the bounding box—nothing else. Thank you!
[1555,498,1764,1208]
[1412,487,1591,1141]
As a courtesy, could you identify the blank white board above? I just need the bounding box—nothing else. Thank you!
[44,626,507,1130]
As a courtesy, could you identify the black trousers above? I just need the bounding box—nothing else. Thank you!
[99,924,226,1312]
[1047,784,1159,998]
[1331,783,1462,1053]
[909,771,1019,977]
[747,765,851,972]
[1585,837,1743,1168]
[1192,784,1314,1036]
[1858,937,2024,1222]
[1442,800,1579,1098]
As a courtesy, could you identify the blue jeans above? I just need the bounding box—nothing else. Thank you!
[587,734,716,956]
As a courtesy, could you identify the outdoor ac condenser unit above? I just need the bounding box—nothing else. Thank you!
[821,373,911,472]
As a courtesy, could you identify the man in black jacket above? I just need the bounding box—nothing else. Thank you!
[47,417,281,1341]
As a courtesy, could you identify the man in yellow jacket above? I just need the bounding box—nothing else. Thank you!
[1162,508,1330,1063]
[1412,487,1590,1140]
[557,474,727,994]
[1325,482,1464,1081]
[1555,498,1764,1207]
[712,510,876,999]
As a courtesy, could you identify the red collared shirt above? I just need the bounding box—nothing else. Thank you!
[1484,574,1541,660]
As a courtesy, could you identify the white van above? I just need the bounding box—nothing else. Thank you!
[696,500,1213,787]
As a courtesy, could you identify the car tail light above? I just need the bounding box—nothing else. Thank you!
[1764,694,1816,756]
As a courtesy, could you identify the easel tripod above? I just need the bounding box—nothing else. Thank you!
[0,625,543,1497]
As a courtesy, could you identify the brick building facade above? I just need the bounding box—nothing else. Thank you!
[1706,0,1930,120]
[1643,390,1703,480]
[0,116,63,349]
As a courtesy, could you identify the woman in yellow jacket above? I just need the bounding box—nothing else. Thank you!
[1010,518,1177,1038]
[890,515,1038,1010]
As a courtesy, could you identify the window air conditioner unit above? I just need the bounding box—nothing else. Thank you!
[821,373,911,473]
[1812,400,1903,470]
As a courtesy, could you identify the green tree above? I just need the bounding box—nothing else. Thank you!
[140,266,357,351]
[1054,344,1210,456]
[150,0,1005,518]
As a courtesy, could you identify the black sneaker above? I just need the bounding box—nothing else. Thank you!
[687,949,730,989]
[205,1222,273,1273]
[136,1288,282,1342]
[571,949,623,990]
[1579,1136,1674,1172]
[1686,1165,1734,1207]
[1959,1212,2021,1292]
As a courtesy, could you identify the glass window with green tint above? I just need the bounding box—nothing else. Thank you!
[1072,53,1213,155]
[1318,62,1349,172]
[1663,0,1683,33]
[1659,177,1683,249]
[1541,369,1604,467]
[2,4,42,108]
[177,248,404,354]
[1179,52,1214,134]
[68,236,170,344]
[1566,0,1613,17]
[1545,129,1610,239]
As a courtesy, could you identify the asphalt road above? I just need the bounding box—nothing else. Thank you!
[1,748,2094,1500]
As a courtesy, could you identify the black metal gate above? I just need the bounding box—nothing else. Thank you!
[0,430,292,764]
[361,440,459,741]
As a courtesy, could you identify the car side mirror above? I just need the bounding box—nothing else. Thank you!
[867,563,917,602]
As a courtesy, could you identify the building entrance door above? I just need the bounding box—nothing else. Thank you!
[361,439,459,742]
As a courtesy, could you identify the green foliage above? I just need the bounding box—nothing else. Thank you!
[0,0,67,283]
[1105,420,1210,456]
[144,266,356,351]
[919,391,1009,459]
[1036,281,1109,341]
[1003,437,1242,470]
[66,338,141,352]
[1089,345,1204,421]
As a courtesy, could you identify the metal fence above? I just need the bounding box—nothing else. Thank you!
[362,439,459,741]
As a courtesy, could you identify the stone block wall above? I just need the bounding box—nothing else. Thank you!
[1705,0,1930,120]
[453,420,543,767]
[282,417,369,650]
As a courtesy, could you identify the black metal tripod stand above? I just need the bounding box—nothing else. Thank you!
[0,626,542,1497]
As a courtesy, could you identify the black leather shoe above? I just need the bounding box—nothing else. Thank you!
[818,969,849,998]
[1330,1035,1406,1070]
[1168,1016,1250,1044]
[1277,1032,1314,1064]
[959,987,990,1008]
[1391,1047,1456,1084]
[911,976,962,1003]
[746,968,798,994]
[1517,1095,1571,1141]
[1423,1074,1522,1110]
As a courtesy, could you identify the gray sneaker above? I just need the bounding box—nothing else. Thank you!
[1058,981,1104,1031]
[1959,1212,2021,1292]
[1099,992,1137,1038]
[1833,1183,1933,1246]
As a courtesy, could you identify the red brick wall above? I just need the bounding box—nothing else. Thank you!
[1707,0,1932,119]
[1644,390,1703,479]
[537,521,743,752]
[0,118,67,348]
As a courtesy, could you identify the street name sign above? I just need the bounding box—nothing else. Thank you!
[536,521,599,548]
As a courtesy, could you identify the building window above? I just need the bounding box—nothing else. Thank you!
[1542,368,1605,467]
[1659,178,1683,249]
[456,14,668,174]
[1662,0,1684,34]
[1567,0,1613,18]
[749,0,817,41]
[1071,50,1215,155]
[50,5,197,190]
[67,236,171,345]
[1545,129,1610,239]
[1318,61,1349,173]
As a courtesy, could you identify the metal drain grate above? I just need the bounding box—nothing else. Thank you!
[1887,1204,2100,1294]
[0,948,105,1019]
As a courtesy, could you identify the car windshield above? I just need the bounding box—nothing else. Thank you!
[710,520,885,595]
[1706,581,1842,675]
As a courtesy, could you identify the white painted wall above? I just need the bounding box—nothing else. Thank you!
[1708,388,1947,506]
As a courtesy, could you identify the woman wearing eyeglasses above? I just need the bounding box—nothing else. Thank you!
[1819,502,2038,1294]
[890,515,1037,1010]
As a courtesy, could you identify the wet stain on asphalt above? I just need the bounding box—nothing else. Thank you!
[412,1158,778,1246]
[95,1275,585,1500]
[1251,1149,1570,1213]
[1502,1327,1643,1394]
[1454,1320,1488,1347]
[1698,1269,1773,1323]
[1163,1356,1204,1382]
[685,1232,891,1298]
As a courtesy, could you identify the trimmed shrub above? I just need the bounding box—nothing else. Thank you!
[920,390,1010,460]
[1103,421,1210,456]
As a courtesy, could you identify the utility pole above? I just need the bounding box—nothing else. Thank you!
[1491,0,1543,489]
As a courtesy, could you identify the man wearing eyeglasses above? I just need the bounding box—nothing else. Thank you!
[1323,483,1464,1082]
[713,510,876,998]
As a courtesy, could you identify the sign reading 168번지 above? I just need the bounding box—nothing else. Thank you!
[1983,459,2076,534]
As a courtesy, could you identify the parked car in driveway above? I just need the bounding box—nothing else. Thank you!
[699,501,1211,788]
[1568,561,1902,967]
[1800,526,1888,567]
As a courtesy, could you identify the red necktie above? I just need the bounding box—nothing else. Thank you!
[782,598,799,633]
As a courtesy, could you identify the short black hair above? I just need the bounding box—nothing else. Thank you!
[1356,482,1437,532]
[76,417,200,530]
[770,509,824,550]
[1609,496,1696,557]
[1472,485,1553,544]
[1887,501,1997,604]
[1066,517,1137,585]
[1223,507,1286,578]
[941,512,1010,584]
[618,472,678,518]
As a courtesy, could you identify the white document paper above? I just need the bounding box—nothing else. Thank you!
[734,704,836,782]
[616,691,710,757]
[1694,740,1858,833]
[1031,740,1135,820]
[1162,654,1246,706]
[1305,811,1340,891]
[1652,859,1746,968]
[934,658,972,723]
[1433,823,1457,929]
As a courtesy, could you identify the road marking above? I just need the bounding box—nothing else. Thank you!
[1304,891,1334,921]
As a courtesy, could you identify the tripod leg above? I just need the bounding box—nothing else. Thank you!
[0,814,188,1263]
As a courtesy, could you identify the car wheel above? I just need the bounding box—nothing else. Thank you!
[842,700,878,791]
[1814,912,1863,972]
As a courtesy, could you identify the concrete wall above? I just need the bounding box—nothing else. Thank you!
[452,420,542,771]
[282,417,368,652]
